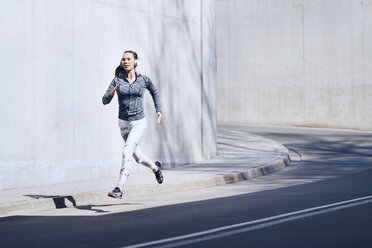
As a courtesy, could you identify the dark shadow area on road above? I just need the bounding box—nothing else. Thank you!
[4,166,372,248]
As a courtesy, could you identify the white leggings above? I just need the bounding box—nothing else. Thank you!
[118,118,156,186]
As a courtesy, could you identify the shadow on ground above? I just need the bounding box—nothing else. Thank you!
[2,167,372,248]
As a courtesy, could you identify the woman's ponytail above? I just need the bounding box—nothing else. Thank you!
[115,65,124,77]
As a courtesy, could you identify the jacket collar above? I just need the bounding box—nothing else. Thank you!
[118,71,141,81]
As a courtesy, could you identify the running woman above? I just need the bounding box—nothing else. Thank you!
[102,50,163,199]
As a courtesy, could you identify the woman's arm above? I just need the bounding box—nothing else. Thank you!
[102,79,120,105]
[145,76,162,124]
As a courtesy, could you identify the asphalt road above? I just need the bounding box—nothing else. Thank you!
[1,126,372,248]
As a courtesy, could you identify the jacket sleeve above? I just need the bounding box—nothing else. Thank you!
[102,78,117,105]
[145,76,162,113]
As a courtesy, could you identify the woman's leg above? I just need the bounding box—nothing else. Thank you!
[133,146,157,170]
[121,119,158,171]
[118,118,148,186]
[133,145,163,184]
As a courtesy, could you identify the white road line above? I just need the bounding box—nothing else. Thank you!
[122,195,372,248]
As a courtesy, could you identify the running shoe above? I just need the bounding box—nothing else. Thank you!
[108,187,122,199]
[154,161,163,184]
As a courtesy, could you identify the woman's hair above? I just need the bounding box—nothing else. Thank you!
[115,50,139,77]
[124,50,138,61]
[115,65,124,77]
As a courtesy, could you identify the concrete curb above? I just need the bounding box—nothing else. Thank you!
[0,153,290,217]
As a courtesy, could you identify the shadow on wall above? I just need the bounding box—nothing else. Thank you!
[144,0,216,165]
[201,0,218,158]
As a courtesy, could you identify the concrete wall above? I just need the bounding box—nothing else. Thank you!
[216,0,372,130]
[0,0,217,190]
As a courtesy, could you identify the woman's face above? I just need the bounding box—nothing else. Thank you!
[122,52,135,71]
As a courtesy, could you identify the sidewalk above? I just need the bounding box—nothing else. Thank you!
[0,126,290,217]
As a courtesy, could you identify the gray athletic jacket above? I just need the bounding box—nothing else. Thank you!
[102,72,162,121]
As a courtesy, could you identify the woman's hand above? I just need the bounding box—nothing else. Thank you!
[110,82,120,96]
[156,112,162,125]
